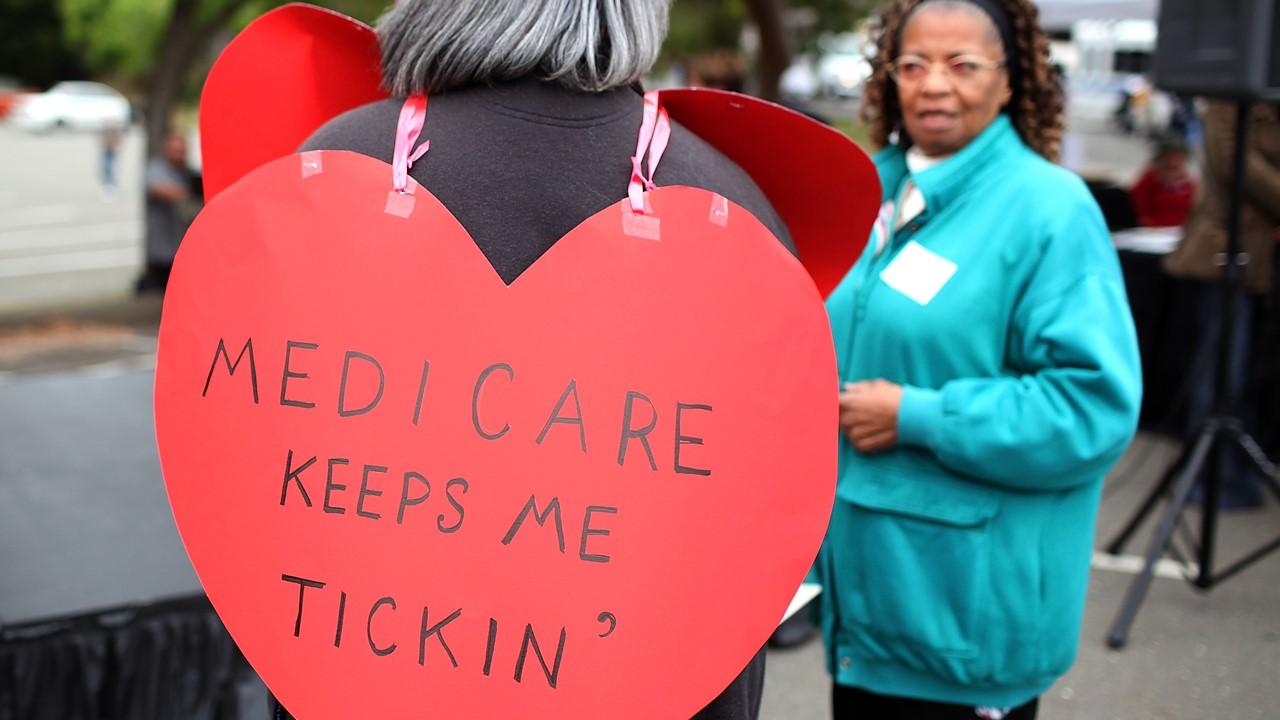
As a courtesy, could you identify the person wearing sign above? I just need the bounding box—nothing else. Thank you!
[286,1,790,718]
[817,0,1142,717]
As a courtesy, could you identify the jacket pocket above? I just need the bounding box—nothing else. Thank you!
[835,477,998,666]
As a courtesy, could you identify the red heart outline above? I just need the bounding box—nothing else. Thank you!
[156,151,837,718]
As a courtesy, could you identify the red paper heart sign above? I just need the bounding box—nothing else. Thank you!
[155,151,837,718]
[198,4,879,297]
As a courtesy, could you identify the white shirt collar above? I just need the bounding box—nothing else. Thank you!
[905,146,952,175]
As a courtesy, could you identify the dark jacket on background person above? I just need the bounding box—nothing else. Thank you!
[289,78,789,720]
[1164,100,1280,294]
[143,159,201,265]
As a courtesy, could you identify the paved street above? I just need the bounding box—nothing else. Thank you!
[0,364,199,624]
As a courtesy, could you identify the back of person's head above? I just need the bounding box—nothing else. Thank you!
[164,133,188,165]
[378,0,671,96]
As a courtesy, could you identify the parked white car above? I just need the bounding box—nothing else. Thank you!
[817,51,872,99]
[9,81,131,132]
[781,51,872,101]
[781,57,820,101]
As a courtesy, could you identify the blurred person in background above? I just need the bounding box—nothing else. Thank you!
[100,122,123,194]
[1113,74,1149,135]
[816,1,1142,718]
[1168,94,1203,149]
[275,0,794,716]
[687,49,748,93]
[138,131,201,293]
[1130,133,1197,228]
[1162,100,1280,509]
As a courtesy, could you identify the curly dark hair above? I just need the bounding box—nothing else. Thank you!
[859,0,1064,161]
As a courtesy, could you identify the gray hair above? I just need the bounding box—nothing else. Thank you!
[378,0,671,95]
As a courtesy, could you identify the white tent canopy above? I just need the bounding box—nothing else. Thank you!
[1035,0,1159,32]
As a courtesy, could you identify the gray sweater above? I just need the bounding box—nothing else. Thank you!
[301,78,792,284]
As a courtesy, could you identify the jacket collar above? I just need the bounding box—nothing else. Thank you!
[875,114,1024,214]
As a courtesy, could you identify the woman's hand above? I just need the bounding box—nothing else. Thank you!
[838,380,904,453]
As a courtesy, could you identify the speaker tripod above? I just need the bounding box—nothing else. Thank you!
[1104,97,1280,649]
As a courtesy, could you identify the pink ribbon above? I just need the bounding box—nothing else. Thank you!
[628,90,671,213]
[392,94,431,192]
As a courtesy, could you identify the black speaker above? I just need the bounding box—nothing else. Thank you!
[1154,0,1280,99]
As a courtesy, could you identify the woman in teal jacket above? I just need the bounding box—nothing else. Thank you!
[817,1,1142,718]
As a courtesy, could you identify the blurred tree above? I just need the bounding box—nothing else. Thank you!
[802,0,880,43]
[745,0,789,100]
[0,0,86,88]
[666,0,748,59]
[58,0,387,157]
[754,0,883,98]
[667,0,879,100]
[47,0,880,154]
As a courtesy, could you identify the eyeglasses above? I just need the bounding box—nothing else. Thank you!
[888,55,1005,84]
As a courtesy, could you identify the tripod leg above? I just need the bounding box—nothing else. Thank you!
[1211,534,1280,585]
[1224,424,1280,498]
[1107,425,1215,649]
[1197,433,1222,588]
[1105,438,1192,554]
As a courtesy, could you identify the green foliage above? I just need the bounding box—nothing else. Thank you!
[797,0,883,56]
[666,0,748,57]
[316,0,388,23]
[58,0,170,80]
[830,116,871,149]
[0,0,86,87]
[665,0,880,61]
[56,0,389,82]
[48,0,874,92]
[806,0,881,37]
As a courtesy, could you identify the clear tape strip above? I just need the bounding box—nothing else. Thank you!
[300,151,323,179]
[385,185,416,218]
[621,197,660,240]
[709,194,729,226]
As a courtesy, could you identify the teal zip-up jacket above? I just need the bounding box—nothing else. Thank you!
[816,115,1142,708]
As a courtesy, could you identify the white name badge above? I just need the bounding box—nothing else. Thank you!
[879,240,958,306]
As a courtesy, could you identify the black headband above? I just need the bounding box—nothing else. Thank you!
[900,0,1021,93]
[959,0,1016,59]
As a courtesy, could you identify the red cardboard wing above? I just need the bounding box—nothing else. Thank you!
[199,3,387,202]
[155,150,837,718]
[661,89,878,298]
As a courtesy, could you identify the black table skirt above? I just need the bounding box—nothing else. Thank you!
[0,596,249,720]
[1119,249,1280,449]
[1118,249,1199,435]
